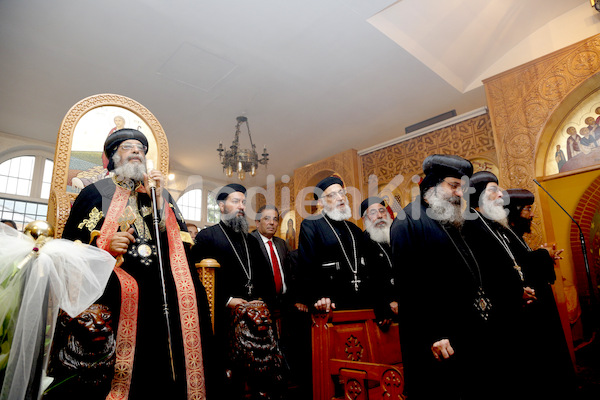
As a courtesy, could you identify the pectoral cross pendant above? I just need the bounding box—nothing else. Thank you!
[351,273,361,292]
[474,287,492,321]
[245,280,254,298]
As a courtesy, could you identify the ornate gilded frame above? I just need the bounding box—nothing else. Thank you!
[48,93,169,237]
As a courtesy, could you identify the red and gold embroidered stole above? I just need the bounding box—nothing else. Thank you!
[97,184,206,399]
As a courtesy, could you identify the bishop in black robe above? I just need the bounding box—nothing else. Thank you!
[298,176,372,311]
[391,154,522,400]
[191,184,275,397]
[47,129,213,400]
[360,197,397,322]
[504,188,577,398]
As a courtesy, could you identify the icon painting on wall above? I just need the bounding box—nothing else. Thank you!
[545,92,600,176]
[67,106,157,193]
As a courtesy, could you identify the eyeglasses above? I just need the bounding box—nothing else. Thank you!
[229,198,246,205]
[119,143,147,152]
[323,189,347,200]
[443,179,468,193]
[366,207,387,217]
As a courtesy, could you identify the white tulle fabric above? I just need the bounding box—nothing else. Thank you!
[0,223,115,400]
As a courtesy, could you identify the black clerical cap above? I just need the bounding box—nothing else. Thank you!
[419,154,473,195]
[360,196,385,217]
[314,176,344,200]
[216,183,247,201]
[505,189,534,211]
[468,171,498,208]
[104,129,149,171]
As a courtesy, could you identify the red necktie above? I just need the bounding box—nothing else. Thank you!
[268,240,283,294]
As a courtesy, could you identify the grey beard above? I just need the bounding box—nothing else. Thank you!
[112,153,146,182]
[481,196,509,227]
[222,214,249,234]
[324,203,352,221]
[424,186,464,228]
[364,218,391,244]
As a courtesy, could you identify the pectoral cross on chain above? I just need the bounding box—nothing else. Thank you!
[245,280,254,298]
[118,206,137,232]
[351,273,361,292]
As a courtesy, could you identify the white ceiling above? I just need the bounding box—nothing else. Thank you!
[0,0,596,187]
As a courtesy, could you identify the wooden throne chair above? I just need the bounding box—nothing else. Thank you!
[47,93,218,325]
[312,309,406,400]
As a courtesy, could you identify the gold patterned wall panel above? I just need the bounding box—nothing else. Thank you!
[484,34,600,247]
[359,113,497,206]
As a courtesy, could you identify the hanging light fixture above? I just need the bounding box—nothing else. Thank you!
[217,116,269,180]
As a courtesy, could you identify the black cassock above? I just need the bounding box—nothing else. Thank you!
[49,177,214,400]
[192,222,275,396]
[362,229,396,321]
[391,199,525,400]
[489,220,577,397]
[298,213,372,310]
[192,221,275,330]
[462,212,535,399]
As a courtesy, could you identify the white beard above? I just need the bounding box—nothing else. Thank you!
[364,217,391,244]
[324,203,352,221]
[481,196,509,227]
[112,153,146,182]
[424,186,464,228]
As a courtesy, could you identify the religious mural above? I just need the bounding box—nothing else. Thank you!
[280,210,297,250]
[67,106,157,193]
[545,92,600,176]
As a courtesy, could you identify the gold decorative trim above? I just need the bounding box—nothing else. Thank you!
[48,93,169,238]
[359,114,496,206]
[77,207,104,232]
[196,259,220,329]
[484,34,600,247]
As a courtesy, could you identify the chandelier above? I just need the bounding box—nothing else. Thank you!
[217,116,269,180]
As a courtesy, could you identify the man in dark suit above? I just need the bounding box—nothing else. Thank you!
[250,205,292,311]
[251,204,311,397]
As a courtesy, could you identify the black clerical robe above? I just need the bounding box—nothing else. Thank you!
[53,177,214,400]
[192,222,275,396]
[391,199,523,400]
[362,230,396,321]
[192,222,275,319]
[462,211,534,397]
[493,222,576,397]
[298,213,371,310]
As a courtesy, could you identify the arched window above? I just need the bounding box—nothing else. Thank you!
[206,191,220,224]
[0,156,35,196]
[0,155,54,230]
[177,189,203,222]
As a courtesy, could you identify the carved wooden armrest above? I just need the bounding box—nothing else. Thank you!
[49,189,73,238]
[196,258,220,330]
